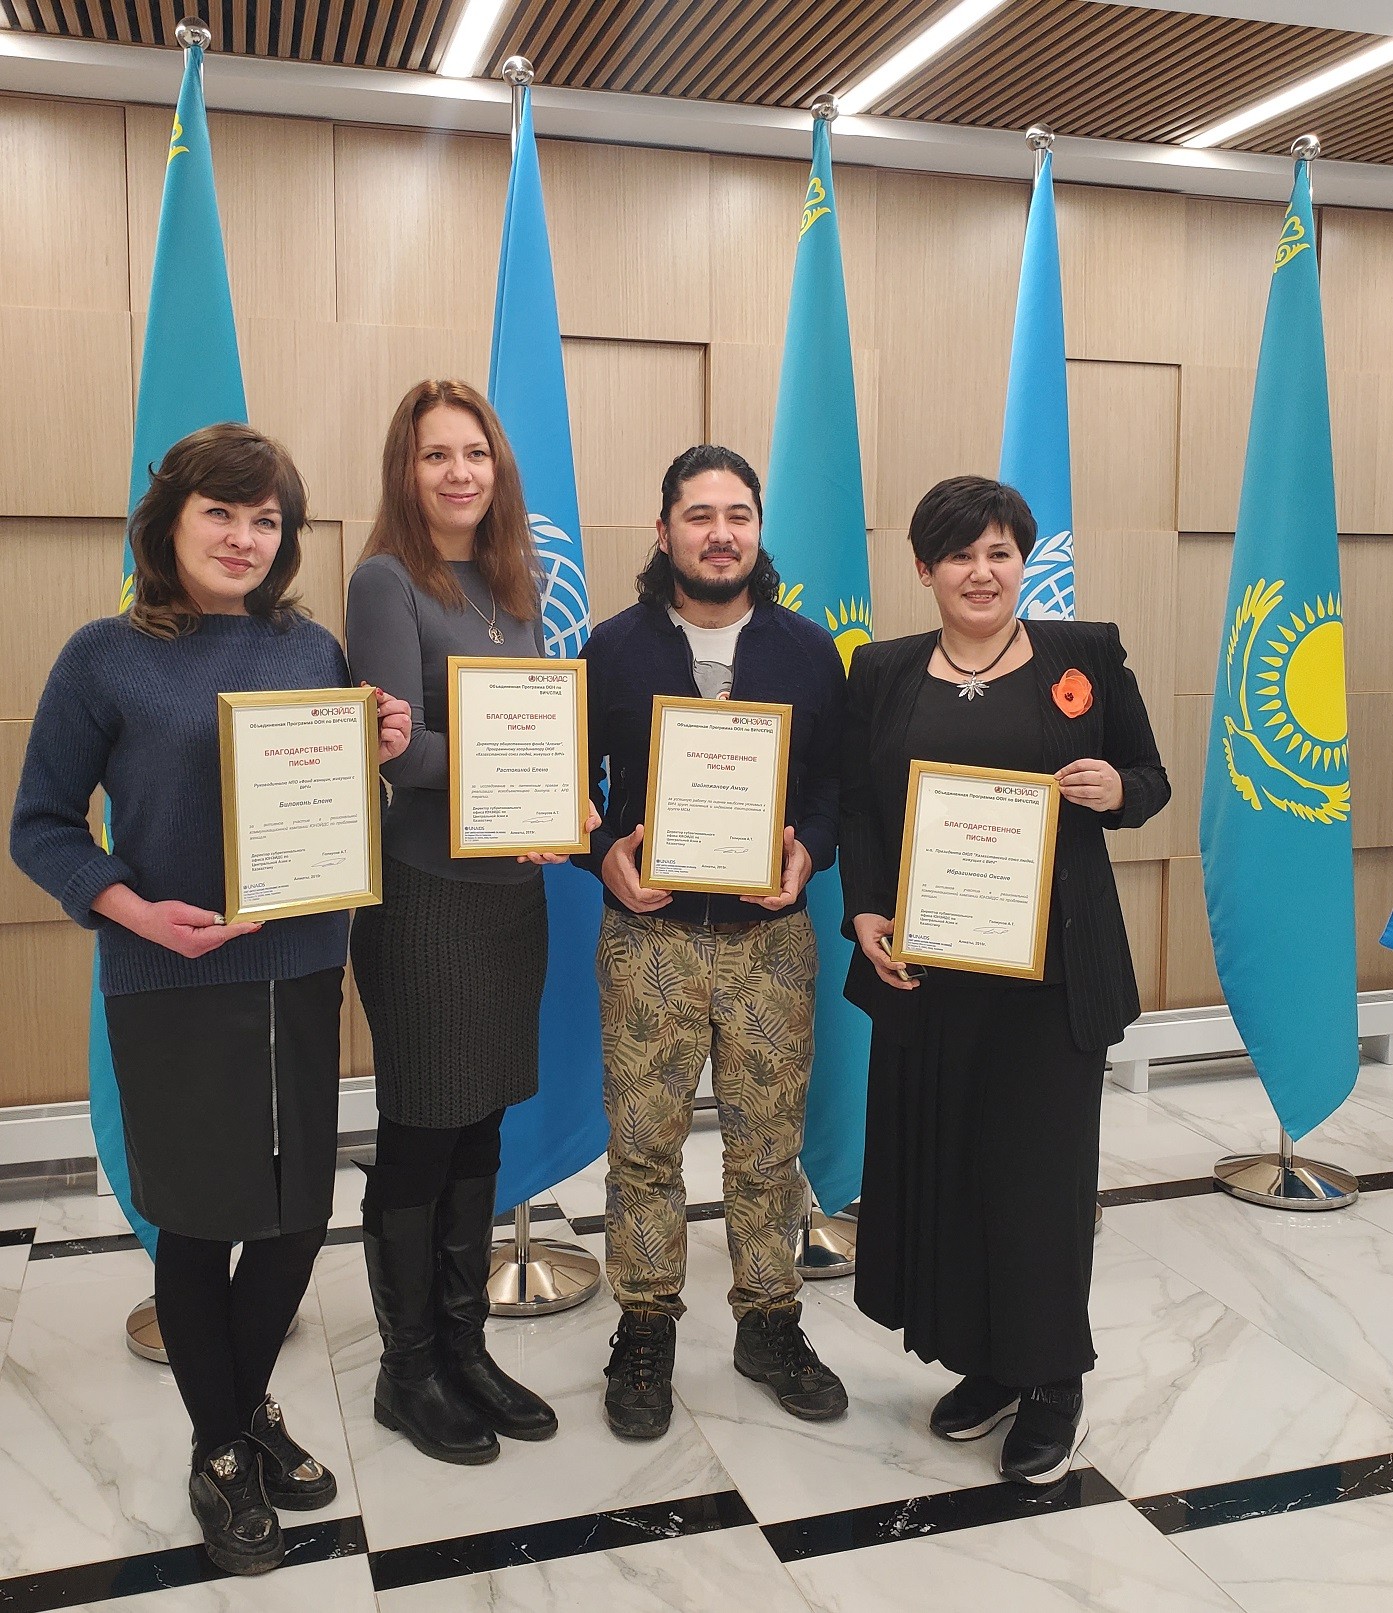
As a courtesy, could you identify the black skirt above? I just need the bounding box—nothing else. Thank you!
[350,854,547,1128]
[103,968,344,1243]
[854,974,1105,1387]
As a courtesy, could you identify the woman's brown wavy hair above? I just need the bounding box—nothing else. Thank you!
[127,422,308,640]
[359,380,539,621]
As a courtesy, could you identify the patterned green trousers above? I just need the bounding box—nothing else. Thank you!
[597,907,818,1319]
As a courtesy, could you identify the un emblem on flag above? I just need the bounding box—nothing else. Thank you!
[531,514,591,658]
[1220,577,1350,824]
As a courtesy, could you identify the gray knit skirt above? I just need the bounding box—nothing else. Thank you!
[350,855,547,1127]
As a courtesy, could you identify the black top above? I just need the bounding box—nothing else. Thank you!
[905,663,1063,985]
[841,621,1171,1052]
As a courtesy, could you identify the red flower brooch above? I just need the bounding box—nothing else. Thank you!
[1051,668,1093,718]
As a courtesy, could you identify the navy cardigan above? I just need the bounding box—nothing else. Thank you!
[576,599,846,925]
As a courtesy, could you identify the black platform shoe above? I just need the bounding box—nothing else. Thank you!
[436,1176,558,1441]
[733,1301,848,1421]
[188,1439,284,1576]
[929,1376,1021,1441]
[363,1195,499,1466]
[247,1396,338,1510]
[999,1383,1088,1486]
[603,1309,676,1439]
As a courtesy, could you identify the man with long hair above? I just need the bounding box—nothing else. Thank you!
[578,443,849,1439]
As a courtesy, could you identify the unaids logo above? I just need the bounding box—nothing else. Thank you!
[531,513,591,659]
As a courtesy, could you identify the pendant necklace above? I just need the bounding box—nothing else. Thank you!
[464,585,505,645]
[938,621,1021,701]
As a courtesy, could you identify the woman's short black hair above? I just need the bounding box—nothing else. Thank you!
[908,476,1037,570]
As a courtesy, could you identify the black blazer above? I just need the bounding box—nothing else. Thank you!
[840,620,1171,1053]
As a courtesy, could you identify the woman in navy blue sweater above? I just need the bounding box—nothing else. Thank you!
[10,424,409,1577]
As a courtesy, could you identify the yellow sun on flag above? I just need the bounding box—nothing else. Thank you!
[824,596,873,673]
[1254,596,1348,772]
[778,582,804,613]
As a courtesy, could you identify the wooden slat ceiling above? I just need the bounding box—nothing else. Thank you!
[1,0,1391,165]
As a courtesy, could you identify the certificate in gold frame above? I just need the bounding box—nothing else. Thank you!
[218,686,382,924]
[640,695,791,898]
[891,760,1060,980]
[447,656,590,859]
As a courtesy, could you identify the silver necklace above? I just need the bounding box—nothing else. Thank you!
[938,622,1021,701]
[463,584,504,645]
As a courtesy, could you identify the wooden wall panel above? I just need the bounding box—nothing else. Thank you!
[867,529,936,643]
[0,310,132,517]
[127,108,336,322]
[1175,533,1230,697]
[581,527,651,631]
[1328,369,1393,536]
[874,171,1025,533]
[563,339,706,529]
[1322,209,1393,377]
[541,141,710,344]
[240,320,343,515]
[1343,537,1393,694]
[0,721,64,925]
[0,519,127,718]
[1163,855,1220,1009]
[1057,185,1183,364]
[1114,860,1163,1014]
[707,341,879,527]
[1166,694,1210,862]
[1349,693,1393,852]
[1177,366,1253,534]
[1180,196,1276,371]
[335,323,493,522]
[1070,360,1178,532]
[0,96,128,313]
[1073,530,1177,862]
[0,923,95,1105]
[333,125,508,346]
[1356,848,1393,992]
[708,155,878,352]
[297,520,346,643]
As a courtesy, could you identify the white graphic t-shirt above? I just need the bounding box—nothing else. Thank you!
[668,605,754,700]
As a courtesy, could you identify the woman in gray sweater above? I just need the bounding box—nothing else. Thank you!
[346,380,578,1464]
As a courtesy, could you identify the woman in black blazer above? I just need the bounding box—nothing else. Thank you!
[841,476,1169,1487]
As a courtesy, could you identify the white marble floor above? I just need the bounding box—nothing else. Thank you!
[3,1054,1393,1610]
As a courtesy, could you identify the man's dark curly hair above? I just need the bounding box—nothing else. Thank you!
[636,443,781,608]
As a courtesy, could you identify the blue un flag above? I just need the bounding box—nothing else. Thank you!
[488,87,607,1210]
[1200,160,1358,1140]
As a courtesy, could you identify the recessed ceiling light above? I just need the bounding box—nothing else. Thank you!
[1184,37,1393,149]
[838,0,1011,117]
[437,0,511,81]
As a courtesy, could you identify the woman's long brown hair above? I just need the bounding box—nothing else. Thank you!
[359,380,539,621]
[127,422,308,639]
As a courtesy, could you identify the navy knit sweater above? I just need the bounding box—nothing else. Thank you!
[9,613,352,996]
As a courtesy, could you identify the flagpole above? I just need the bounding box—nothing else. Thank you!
[1213,132,1358,1214]
[783,89,859,1282]
[1026,123,1053,181]
[485,53,601,1314]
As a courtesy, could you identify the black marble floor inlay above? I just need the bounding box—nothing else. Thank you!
[763,1467,1124,1564]
[0,1227,35,1248]
[570,1200,725,1238]
[27,1233,146,1261]
[1096,1177,1218,1208]
[1357,1169,1393,1194]
[0,1516,366,1613]
[1135,1450,1393,1536]
[368,1489,756,1592]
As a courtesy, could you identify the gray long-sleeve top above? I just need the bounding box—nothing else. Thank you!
[345,553,545,884]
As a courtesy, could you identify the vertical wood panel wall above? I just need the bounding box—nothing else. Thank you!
[2,89,1392,1104]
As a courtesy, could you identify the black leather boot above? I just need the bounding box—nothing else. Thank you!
[436,1175,558,1441]
[362,1197,499,1465]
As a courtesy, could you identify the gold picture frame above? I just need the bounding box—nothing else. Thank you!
[218,686,382,924]
[891,760,1060,980]
[447,656,590,859]
[640,695,792,898]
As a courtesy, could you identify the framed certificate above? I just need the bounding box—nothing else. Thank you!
[447,657,589,858]
[218,687,382,924]
[891,761,1060,979]
[641,696,791,897]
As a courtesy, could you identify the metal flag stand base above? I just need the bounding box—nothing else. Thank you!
[1214,1127,1358,1211]
[487,1199,601,1316]
[795,1175,857,1279]
[126,1296,300,1363]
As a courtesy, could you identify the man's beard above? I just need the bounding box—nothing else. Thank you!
[671,549,757,604]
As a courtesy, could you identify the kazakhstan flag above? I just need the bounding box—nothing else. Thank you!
[488,86,607,1212]
[1000,150,1074,621]
[762,116,872,1216]
[91,43,248,1257]
[1200,160,1357,1141]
